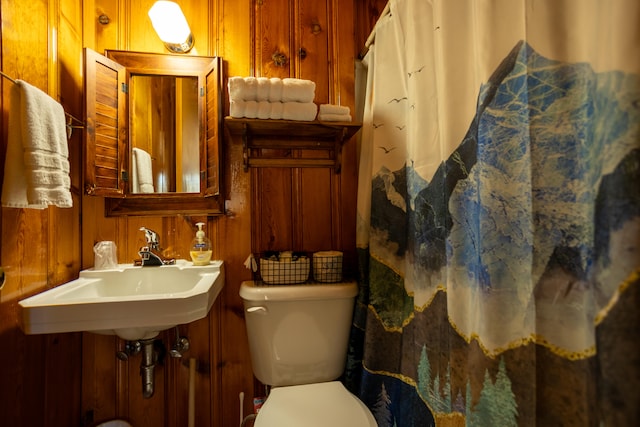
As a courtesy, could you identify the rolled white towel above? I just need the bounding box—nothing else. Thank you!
[282,102,317,121]
[270,102,284,120]
[317,113,352,122]
[282,78,316,103]
[228,76,246,101]
[256,77,270,101]
[319,104,350,116]
[257,101,272,119]
[269,77,283,102]
[244,100,259,118]
[243,77,258,101]
[229,99,246,118]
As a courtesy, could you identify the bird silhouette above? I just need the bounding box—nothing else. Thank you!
[373,123,384,129]
[388,96,408,104]
[378,146,396,154]
[408,66,425,77]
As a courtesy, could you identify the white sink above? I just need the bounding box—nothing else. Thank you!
[19,259,224,340]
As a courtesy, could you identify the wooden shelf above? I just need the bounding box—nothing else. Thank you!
[224,117,361,173]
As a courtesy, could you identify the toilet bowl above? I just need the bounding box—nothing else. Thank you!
[254,381,376,427]
[94,420,132,427]
[240,281,375,426]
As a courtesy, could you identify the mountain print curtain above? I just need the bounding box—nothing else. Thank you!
[348,0,640,426]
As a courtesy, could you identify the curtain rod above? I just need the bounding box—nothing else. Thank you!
[359,1,391,59]
[365,1,391,49]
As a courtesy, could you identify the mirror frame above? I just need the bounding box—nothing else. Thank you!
[84,49,224,216]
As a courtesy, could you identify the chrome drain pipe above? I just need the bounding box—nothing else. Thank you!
[140,338,156,399]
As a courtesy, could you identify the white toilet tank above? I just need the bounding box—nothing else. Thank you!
[240,281,358,387]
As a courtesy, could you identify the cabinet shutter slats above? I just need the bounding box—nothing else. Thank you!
[84,48,126,196]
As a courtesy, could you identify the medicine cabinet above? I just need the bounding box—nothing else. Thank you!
[83,48,223,216]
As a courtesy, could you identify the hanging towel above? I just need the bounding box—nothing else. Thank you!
[132,147,154,193]
[1,80,72,209]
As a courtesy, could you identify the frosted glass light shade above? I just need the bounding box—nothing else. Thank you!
[148,1,194,53]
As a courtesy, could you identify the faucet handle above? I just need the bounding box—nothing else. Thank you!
[139,227,159,249]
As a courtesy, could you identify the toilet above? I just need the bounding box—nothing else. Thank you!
[240,281,376,427]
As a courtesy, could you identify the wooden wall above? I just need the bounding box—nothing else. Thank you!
[0,0,387,426]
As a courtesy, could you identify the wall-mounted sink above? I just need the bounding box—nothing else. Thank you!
[19,260,224,340]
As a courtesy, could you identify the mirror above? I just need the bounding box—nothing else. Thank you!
[83,48,223,216]
[130,75,200,193]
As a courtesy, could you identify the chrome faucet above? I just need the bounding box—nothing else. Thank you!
[136,227,176,266]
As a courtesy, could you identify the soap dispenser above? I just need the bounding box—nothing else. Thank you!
[190,222,212,266]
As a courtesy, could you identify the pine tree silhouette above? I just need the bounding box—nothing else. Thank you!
[372,382,394,427]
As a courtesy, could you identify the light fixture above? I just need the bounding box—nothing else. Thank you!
[148,1,194,53]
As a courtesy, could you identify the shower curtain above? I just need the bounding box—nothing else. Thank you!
[348,0,640,425]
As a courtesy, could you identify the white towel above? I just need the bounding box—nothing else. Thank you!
[282,78,316,103]
[319,104,350,116]
[269,78,283,102]
[229,99,316,121]
[228,77,246,101]
[282,102,317,121]
[256,77,270,102]
[229,99,246,118]
[270,102,284,120]
[1,80,72,209]
[132,147,154,193]
[317,113,352,122]
[243,77,258,101]
[244,100,259,118]
[257,101,272,119]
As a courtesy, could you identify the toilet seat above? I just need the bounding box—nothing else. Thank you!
[254,381,376,427]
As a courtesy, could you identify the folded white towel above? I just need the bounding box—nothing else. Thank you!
[243,77,258,101]
[269,78,283,102]
[317,113,352,122]
[282,78,316,103]
[1,80,72,209]
[132,147,154,193]
[227,77,246,101]
[244,100,259,118]
[319,104,351,116]
[229,99,246,118]
[228,76,260,102]
[257,101,271,119]
[270,102,284,120]
[229,98,317,121]
[282,102,317,121]
[256,77,270,102]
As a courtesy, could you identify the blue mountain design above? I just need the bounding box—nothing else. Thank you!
[368,41,640,353]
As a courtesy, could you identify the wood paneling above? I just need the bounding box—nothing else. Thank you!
[0,0,83,426]
[0,0,381,425]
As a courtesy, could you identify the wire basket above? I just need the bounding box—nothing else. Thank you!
[256,251,310,285]
[312,251,343,283]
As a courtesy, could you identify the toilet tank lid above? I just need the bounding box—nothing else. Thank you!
[240,281,358,302]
